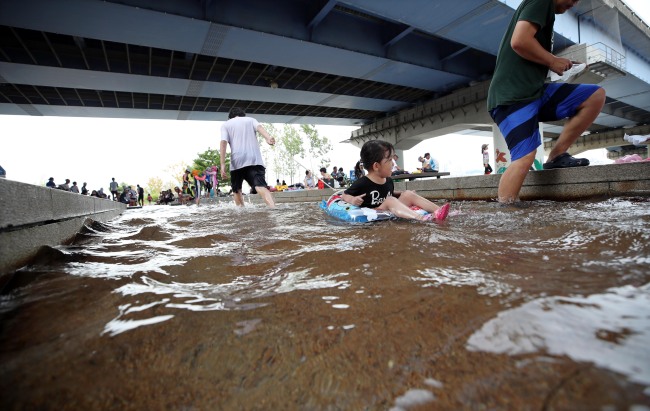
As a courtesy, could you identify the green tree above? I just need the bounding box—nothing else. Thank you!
[191,147,218,171]
[301,124,332,170]
[191,147,231,183]
[279,124,305,184]
[164,162,188,187]
[258,123,283,183]
[146,176,163,200]
[162,179,178,192]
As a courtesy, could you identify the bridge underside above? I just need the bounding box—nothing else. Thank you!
[0,0,649,156]
[1,0,510,125]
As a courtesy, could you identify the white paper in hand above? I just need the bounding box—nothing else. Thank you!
[549,63,587,82]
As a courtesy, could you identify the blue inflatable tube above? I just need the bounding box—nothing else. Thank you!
[319,192,429,223]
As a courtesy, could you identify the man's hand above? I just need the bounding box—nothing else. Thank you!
[549,56,573,75]
[267,136,275,146]
[221,169,227,179]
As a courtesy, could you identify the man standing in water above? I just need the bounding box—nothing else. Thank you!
[487,0,605,203]
[109,178,119,201]
[220,107,276,207]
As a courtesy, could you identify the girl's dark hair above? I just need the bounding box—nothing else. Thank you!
[319,167,326,173]
[228,107,246,119]
[360,140,394,171]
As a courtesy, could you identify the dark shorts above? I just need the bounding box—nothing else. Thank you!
[231,165,268,194]
[489,83,601,162]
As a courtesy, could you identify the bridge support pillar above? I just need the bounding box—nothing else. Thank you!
[492,123,545,174]
[492,125,508,174]
[394,148,406,171]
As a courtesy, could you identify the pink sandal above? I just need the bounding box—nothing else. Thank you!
[423,203,450,222]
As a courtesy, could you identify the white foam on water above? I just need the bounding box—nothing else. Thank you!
[413,268,517,298]
[390,388,435,411]
[101,300,176,336]
[113,270,349,314]
[102,301,175,337]
[423,378,443,388]
[65,260,174,279]
[272,270,350,294]
[102,315,175,337]
[234,319,262,336]
[467,283,650,385]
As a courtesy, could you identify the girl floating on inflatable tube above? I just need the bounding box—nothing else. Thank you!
[341,140,450,222]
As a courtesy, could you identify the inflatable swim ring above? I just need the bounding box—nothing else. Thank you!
[319,192,430,223]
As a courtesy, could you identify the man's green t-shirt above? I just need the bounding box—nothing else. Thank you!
[487,0,555,111]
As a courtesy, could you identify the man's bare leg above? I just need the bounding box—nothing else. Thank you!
[233,191,245,206]
[255,186,276,208]
[547,88,605,162]
[498,150,536,203]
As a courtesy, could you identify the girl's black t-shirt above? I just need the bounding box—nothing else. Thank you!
[344,176,394,208]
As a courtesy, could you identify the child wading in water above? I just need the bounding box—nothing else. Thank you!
[342,140,450,222]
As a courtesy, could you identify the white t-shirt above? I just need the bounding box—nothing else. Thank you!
[220,116,265,171]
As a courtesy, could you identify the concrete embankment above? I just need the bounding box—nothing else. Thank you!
[0,179,125,276]
[244,162,650,204]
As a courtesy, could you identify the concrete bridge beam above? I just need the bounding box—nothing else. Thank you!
[607,145,649,159]
[544,123,650,156]
[349,81,492,150]
[350,78,649,166]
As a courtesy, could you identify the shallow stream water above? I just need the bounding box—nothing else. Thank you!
[1,198,649,410]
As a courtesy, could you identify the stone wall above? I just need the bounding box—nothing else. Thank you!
[0,179,125,276]
[245,162,650,204]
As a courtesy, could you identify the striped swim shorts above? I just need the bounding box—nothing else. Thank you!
[489,83,601,161]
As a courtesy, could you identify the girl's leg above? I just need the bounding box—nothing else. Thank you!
[378,196,426,220]
[396,190,441,213]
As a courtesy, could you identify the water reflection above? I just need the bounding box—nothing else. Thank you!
[1,198,649,410]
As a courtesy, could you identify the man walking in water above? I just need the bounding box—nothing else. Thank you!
[487,0,605,203]
[109,178,119,201]
[220,107,276,207]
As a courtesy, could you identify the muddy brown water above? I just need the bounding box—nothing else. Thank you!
[1,199,649,410]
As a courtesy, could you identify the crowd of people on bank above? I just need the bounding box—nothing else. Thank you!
[46,176,149,207]
[44,165,225,208]
[42,150,443,208]
[300,165,349,190]
[46,177,107,198]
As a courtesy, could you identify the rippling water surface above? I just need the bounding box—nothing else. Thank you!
[1,198,649,410]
